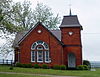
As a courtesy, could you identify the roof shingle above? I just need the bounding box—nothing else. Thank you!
[60,15,82,29]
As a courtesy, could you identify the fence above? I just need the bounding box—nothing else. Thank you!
[0,59,14,65]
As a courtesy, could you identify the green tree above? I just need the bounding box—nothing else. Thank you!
[0,0,61,58]
[33,3,60,30]
[0,0,60,33]
[11,0,33,31]
[0,0,14,33]
[83,60,91,69]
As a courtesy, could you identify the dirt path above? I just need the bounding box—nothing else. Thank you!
[0,72,77,77]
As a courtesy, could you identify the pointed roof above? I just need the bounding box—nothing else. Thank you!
[13,31,28,47]
[13,22,63,48]
[59,15,83,30]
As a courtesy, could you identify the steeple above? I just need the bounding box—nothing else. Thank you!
[69,8,72,16]
[59,1,83,30]
[69,0,72,16]
[59,15,83,30]
[59,11,83,30]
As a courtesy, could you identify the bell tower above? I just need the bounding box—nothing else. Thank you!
[60,11,83,67]
[60,15,83,45]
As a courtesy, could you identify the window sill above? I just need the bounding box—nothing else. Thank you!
[31,61,35,62]
[37,61,43,63]
[45,61,51,63]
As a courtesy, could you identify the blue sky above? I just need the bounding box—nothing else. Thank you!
[2,0,100,61]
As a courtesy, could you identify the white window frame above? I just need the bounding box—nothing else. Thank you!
[45,51,51,63]
[37,51,43,63]
[31,51,35,62]
[31,41,51,63]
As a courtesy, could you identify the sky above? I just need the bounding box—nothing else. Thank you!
[1,0,100,61]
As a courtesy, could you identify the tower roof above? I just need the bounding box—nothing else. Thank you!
[59,15,83,30]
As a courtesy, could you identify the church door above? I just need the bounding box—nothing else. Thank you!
[68,53,76,68]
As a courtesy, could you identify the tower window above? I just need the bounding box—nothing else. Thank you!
[68,32,73,36]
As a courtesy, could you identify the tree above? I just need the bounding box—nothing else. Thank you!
[11,2,60,32]
[0,0,61,59]
[0,0,14,33]
[0,0,33,33]
[0,1,60,33]
[32,3,60,30]
[83,60,91,69]
[0,33,14,59]
[11,0,33,31]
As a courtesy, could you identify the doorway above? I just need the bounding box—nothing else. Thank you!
[68,53,76,68]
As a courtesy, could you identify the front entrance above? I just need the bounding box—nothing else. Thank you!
[68,53,76,68]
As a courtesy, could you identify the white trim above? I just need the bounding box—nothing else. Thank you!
[37,51,43,63]
[43,43,49,50]
[45,51,51,63]
[31,41,50,63]
[31,51,35,62]
[42,42,44,45]
[31,42,37,50]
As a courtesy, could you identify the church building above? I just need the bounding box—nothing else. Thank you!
[13,12,83,68]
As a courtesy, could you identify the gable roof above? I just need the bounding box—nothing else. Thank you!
[13,22,63,48]
[50,30,61,41]
[13,31,28,47]
[60,15,83,30]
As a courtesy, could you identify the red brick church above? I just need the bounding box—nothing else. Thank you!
[13,13,83,68]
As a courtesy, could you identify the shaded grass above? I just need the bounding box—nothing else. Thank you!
[0,65,100,77]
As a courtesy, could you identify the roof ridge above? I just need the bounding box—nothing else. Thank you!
[15,22,63,47]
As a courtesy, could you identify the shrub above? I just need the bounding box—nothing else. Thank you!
[83,65,89,70]
[77,65,89,70]
[77,65,84,70]
[42,64,48,69]
[60,65,67,70]
[83,60,91,69]
[22,64,32,68]
[16,63,22,67]
[53,65,60,70]
[33,64,40,68]
[16,63,32,68]
[9,66,13,70]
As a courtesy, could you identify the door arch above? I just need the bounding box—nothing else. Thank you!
[68,53,76,68]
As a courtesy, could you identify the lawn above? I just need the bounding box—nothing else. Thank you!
[0,65,100,77]
[0,73,48,77]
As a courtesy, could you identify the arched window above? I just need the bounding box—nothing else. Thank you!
[31,41,51,63]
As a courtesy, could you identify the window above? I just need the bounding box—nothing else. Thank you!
[31,41,51,63]
[31,51,35,62]
[68,31,73,36]
[37,51,43,62]
[31,43,37,49]
[37,41,43,45]
[37,46,43,50]
[44,42,49,49]
[45,51,51,63]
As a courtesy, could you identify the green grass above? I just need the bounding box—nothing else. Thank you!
[0,65,100,77]
[0,73,48,77]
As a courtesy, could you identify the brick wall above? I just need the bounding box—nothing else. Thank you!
[19,24,63,66]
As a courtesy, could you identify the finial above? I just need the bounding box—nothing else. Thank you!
[69,8,72,16]
[69,0,72,16]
